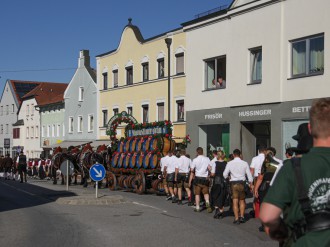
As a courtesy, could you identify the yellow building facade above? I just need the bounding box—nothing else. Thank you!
[97,19,186,142]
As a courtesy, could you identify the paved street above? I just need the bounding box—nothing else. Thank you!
[0,178,277,247]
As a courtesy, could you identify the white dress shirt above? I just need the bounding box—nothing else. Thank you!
[191,155,211,178]
[164,155,179,174]
[178,155,191,173]
[250,153,265,177]
[223,157,253,183]
[160,155,169,173]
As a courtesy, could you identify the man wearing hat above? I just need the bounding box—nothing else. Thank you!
[260,98,330,246]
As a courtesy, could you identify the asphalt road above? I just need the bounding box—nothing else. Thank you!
[0,178,277,247]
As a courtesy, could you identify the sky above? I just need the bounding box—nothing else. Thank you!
[0,0,232,93]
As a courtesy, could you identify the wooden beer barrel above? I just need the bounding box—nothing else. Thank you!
[123,154,132,169]
[118,153,126,168]
[130,138,137,152]
[148,154,159,169]
[111,153,120,168]
[136,153,145,169]
[143,154,150,169]
[130,153,138,168]
[135,138,145,152]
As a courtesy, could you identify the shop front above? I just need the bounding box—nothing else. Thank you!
[187,99,314,161]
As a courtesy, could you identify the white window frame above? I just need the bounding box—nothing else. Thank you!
[88,114,94,132]
[52,124,55,137]
[31,126,34,138]
[79,87,84,102]
[26,127,29,138]
[249,47,262,84]
[57,124,60,137]
[156,100,165,122]
[69,117,74,133]
[77,116,83,133]
[35,126,39,138]
[42,126,45,138]
[47,125,50,137]
[27,104,29,115]
[141,103,149,123]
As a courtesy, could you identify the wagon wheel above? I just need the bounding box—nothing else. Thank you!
[152,179,164,192]
[107,172,117,191]
[134,171,146,195]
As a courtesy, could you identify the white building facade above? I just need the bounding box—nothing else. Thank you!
[184,0,329,161]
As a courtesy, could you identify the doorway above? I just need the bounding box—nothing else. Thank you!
[241,121,270,163]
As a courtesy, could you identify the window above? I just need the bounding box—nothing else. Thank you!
[177,100,184,122]
[142,63,149,82]
[13,128,20,139]
[6,124,9,134]
[35,126,39,138]
[158,58,165,78]
[63,124,65,137]
[12,104,14,113]
[113,70,118,88]
[102,110,108,127]
[103,72,108,90]
[157,102,165,121]
[205,56,226,90]
[291,34,324,77]
[0,124,3,134]
[0,106,3,116]
[52,125,55,137]
[27,105,29,115]
[47,125,50,137]
[127,106,133,116]
[176,53,184,75]
[88,115,94,132]
[31,104,34,115]
[26,127,29,138]
[126,67,133,85]
[78,116,83,132]
[113,108,119,116]
[57,125,60,137]
[79,87,84,101]
[30,126,34,138]
[69,117,74,133]
[142,105,149,123]
[6,105,9,115]
[250,47,262,84]
[42,126,45,137]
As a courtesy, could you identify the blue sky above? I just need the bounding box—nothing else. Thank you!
[0,0,232,93]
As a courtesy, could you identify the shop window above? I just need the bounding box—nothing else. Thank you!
[158,58,165,78]
[291,34,324,77]
[177,100,184,122]
[250,47,262,84]
[205,56,226,90]
[126,67,133,85]
[176,53,184,75]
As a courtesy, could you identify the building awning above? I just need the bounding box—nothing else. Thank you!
[48,139,111,149]
[13,119,24,126]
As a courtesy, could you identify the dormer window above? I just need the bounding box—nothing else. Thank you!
[79,87,84,101]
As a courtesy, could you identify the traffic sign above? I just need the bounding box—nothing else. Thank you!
[60,160,75,176]
[90,164,106,182]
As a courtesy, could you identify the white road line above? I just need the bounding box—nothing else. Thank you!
[132,201,167,213]
[1,182,36,196]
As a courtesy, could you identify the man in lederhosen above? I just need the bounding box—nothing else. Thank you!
[3,153,14,180]
[163,150,179,203]
[189,147,212,213]
[176,149,192,205]
[17,151,27,183]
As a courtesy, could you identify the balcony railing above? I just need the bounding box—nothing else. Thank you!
[194,5,228,19]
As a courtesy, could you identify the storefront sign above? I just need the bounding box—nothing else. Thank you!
[239,109,271,117]
[292,106,311,113]
[204,113,223,120]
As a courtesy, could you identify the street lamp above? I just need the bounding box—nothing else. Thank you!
[165,37,172,121]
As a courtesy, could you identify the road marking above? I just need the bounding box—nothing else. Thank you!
[1,182,36,196]
[132,201,167,213]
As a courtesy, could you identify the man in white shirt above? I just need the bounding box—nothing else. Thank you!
[163,151,179,203]
[223,149,253,224]
[189,147,212,213]
[160,154,171,200]
[250,144,267,216]
[176,149,192,205]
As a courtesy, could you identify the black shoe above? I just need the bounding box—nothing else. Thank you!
[239,217,246,223]
[213,209,220,219]
[177,200,182,205]
[233,219,240,225]
[172,196,178,203]
[188,201,193,206]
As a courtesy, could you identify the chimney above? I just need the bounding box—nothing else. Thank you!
[78,50,90,68]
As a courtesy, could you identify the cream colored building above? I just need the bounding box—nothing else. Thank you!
[97,19,186,142]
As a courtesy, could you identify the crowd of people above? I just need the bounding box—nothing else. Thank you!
[0,151,52,183]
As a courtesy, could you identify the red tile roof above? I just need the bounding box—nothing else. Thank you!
[22,82,68,106]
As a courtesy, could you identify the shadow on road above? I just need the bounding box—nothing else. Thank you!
[0,179,77,213]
